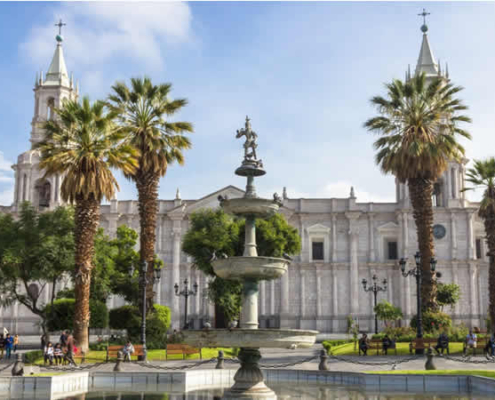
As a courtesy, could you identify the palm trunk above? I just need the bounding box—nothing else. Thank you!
[408,178,438,311]
[73,193,100,353]
[136,169,160,313]
[482,204,495,334]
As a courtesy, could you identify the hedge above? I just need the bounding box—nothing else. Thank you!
[109,304,171,349]
[44,298,109,331]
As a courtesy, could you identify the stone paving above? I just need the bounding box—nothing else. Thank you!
[2,344,495,376]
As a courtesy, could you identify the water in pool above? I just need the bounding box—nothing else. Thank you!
[56,384,493,400]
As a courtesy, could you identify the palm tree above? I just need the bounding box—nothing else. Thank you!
[464,158,495,332]
[364,73,471,311]
[35,97,138,351]
[108,77,193,311]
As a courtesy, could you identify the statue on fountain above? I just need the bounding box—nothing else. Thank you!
[236,116,264,172]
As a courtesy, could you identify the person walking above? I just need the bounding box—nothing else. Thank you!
[13,334,19,353]
[0,335,4,360]
[64,332,76,367]
[4,334,13,359]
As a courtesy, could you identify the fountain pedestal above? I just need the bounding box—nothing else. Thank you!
[183,117,318,399]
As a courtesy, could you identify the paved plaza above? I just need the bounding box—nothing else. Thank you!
[1,344,494,377]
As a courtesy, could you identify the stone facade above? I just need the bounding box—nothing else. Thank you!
[0,28,488,334]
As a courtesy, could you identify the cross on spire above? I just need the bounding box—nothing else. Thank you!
[55,19,66,36]
[418,8,430,25]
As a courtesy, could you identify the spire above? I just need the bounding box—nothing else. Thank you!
[415,9,438,77]
[44,20,70,87]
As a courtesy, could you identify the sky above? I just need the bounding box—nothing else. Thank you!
[0,1,494,205]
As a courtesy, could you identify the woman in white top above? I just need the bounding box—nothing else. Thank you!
[44,342,54,365]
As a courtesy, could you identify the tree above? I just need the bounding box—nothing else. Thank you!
[437,282,461,311]
[182,209,301,325]
[463,157,495,332]
[374,300,403,327]
[0,203,74,334]
[364,73,471,311]
[108,77,193,312]
[35,97,138,352]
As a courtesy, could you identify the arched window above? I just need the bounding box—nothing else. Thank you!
[34,179,51,208]
[47,97,55,120]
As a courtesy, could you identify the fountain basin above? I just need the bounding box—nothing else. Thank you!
[213,256,289,281]
[181,328,318,349]
[221,197,279,217]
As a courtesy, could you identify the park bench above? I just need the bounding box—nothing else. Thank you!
[360,339,397,356]
[106,344,145,361]
[463,337,488,356]
[410,338,449,354]
[166,344,202,360]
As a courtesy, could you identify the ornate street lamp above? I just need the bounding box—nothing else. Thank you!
[361,275,387,334]
[140,260,162,362]
[174,278,199,330]
[399,252,437,355]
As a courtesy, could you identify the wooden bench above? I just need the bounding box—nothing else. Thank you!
[410,338,449,354]
[463,337,488,356]
[166,344,202,360]
[106,344,145,362]
[360,339,397,356]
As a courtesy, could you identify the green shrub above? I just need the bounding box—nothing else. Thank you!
[322,339,354,354]
[24,350,43,364]
[374,301,403,327]
[109,304,171,349]
[45,298,109,331]
[410,310,452,333]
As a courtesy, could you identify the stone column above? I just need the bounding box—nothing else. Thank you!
[316,269,322,317]
[402,212,409,256]
[171,228,182,328]
[270,280,275,315]
[450,212,457,259]
[299,269,306,328]
[106,215,119,239]
[331,214,337,262]
[447,168,453,199]
[260,281,266,317]
[332,266,339,332]
[25,170,31,202]
[469,263,478,327]
[467,211,475,260]
[280,269,290,328]
[346,212,361,315]
[368,214,375,262]
[13,167,18,205]
[452,263,460,317]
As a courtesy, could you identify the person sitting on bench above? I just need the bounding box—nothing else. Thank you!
[464,329,477,356]
[484,333,495,357]
[382,335,392,355]
[123,340,135,362]
[359,333,369,356]
[434,331,449,355]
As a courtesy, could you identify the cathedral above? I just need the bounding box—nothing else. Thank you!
[0,23,488,334]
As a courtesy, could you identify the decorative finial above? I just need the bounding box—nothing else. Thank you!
[418,8,430,33]
[350,186,356,199]
[445,62,449,79]
[55,19,66,43]
[35,72,39,88]
[70,72,74,89]
[175,188,181,200]
[283,187,288,200]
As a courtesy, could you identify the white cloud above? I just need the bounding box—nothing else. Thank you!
[0,151,12,171]
[261,181,395,203]
[0,187,13,206]
[20,2,193,71]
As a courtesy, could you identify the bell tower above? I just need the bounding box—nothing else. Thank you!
[12,20,78,210]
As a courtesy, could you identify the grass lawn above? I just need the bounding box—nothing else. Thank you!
[368,370,495,379]
[31,347,235,365]
[329,342,465,356]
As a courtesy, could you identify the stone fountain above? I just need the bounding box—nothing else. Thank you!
[183,117,318,399]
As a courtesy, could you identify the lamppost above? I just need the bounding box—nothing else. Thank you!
[174,278,198,330]
[361,275,387,334]
[399,252,437,355]
[140,260,162,362]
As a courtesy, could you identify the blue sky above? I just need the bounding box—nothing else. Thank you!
[1,1,494,205]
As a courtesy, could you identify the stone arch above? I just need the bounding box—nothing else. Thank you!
[47,97,55,120]
[34,178,51,208]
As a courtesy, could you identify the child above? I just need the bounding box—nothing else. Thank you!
[44,342,54,365]
[54,343,63,365]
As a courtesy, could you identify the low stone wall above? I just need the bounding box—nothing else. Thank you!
[1,369,495,398]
